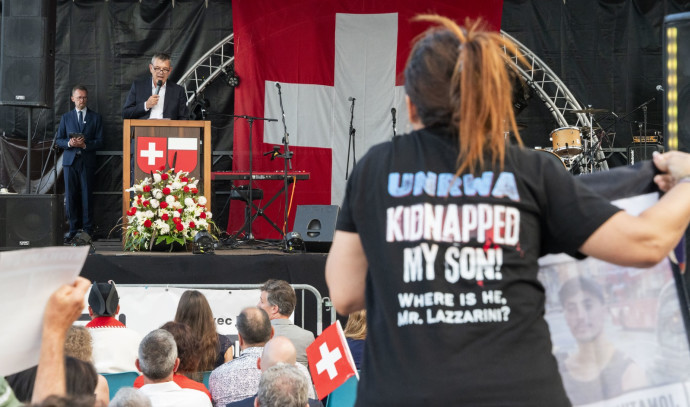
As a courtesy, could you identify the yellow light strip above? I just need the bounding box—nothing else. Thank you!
[667,26,678,150]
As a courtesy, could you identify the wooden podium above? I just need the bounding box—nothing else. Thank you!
[122,120,212,229]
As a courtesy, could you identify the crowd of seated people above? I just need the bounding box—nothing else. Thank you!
[3,279,342,407]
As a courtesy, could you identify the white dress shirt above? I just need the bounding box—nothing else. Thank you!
[148,80,167,119]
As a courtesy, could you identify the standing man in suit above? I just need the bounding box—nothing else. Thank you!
[56,84,103,242]
[122,52,189,120]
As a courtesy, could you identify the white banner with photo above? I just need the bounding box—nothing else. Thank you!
[540,192,690,406]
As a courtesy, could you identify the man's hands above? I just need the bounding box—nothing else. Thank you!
[68,137,85,149]
[653,151,690,192]
[145,94,160,110]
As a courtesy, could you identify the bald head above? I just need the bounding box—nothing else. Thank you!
[260,336,297,371]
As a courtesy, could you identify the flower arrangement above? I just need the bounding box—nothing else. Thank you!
[124,167,214,251]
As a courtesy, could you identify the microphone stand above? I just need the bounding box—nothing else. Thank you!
[391,108,397,138]
[276,84,295,250]
[345,98,356,180]
[228,114,277,242]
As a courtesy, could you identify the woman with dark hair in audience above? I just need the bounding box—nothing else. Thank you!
[343,310,366,370]
[132,321,212,400]
[174,290,233,371]
[326,14,690,406]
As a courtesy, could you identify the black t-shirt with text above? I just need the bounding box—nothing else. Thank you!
[337,127,620,406]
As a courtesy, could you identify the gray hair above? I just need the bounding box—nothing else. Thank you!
[150,53,171,65]
[260,279,296,316]
[256,364,309,407]
[137,329,177,380]
[109,387,152,407]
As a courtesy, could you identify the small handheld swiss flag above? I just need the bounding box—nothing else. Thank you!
[307,320,358,399]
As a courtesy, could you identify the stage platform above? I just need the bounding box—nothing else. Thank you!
[80,240,332,334]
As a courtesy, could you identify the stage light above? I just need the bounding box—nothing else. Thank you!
[193,230,215,254]
[224,67,240,88]
[284,231,305,252]
[664,12,690,152]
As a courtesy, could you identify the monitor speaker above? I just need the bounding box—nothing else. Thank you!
[0,0,56,107]
[0,194,63,250]
[627,144,664,165]
[293,205,339,252]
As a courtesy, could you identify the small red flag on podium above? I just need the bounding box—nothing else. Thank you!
[306,320,358,399]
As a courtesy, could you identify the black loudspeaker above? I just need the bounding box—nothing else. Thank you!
[627,144,664,165]
[293,205,339,252]
[0,0,56,107]
[664,12,690,152]
[0,194,63,250]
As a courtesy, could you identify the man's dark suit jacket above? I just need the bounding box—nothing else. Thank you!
[226,395,323,407]
[55,109,103,167]
[122,77,189,120]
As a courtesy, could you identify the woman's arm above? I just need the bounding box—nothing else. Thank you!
[325,231,368,315]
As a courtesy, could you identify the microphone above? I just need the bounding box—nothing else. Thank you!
[391,107,396,116]
[348,97,355,102]
[656,85,664,92]
[154,80,162,95]
[276,82,281,89]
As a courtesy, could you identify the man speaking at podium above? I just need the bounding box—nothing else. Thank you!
[122,53,189,120]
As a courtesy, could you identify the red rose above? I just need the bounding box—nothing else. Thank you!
[178,209,183,213]
[173,217,181,223]
[181,177,189,183]
[189,221,196,228]
[162,187,171,195]
[137,194,142,199]
[191,188,198,194]
[175,223,184,231]
[144,219,152,228]
[160,202,168,209]
[183,186,190,192]
[142,200,150,207]
[133,231,139,236]
[161,173,169,180]
[143,185,151,192]
[159,165,166,171]
[161,213,169,221]
[200,212,206,219]
[130,207,137,215]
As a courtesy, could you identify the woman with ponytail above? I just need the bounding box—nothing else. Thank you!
[326,15,690,406]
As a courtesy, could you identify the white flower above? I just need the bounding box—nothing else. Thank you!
[173,211,181,218]
[166,195,176,205]
[173,201,183,210]
[145,210,154,218]
[150,199,159,209]
[198,196,207,206]
[137,225,145,233]
[153,189,163,200]
[206,212,213,219]
[171,181,182,190]
[197,219,208,228]
[184,197,195,207]
[153,173,162,183]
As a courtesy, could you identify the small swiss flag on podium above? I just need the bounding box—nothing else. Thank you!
[307,320,358,399]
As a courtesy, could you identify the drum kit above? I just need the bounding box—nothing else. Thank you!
[534,107,611,174]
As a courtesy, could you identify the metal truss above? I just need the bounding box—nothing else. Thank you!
[500,30,608,171]
[178,34,234,106]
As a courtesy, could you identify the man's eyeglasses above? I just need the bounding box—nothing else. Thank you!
[152,67,170,73]
[73,96,88,100]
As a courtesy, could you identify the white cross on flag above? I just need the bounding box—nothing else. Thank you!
[306,320,357,400]
[136,136,199,173]
[230,1,502,239]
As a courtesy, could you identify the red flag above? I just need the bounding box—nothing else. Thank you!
[307,321,357,400]
[167,137,198,173]
[231,1,503,238]
[136,137,167,173]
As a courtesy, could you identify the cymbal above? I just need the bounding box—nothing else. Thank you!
[570,107,609,114]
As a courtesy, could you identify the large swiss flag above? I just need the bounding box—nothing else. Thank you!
[231,1,503,239]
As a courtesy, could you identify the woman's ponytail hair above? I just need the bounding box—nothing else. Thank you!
[404,15,527,175]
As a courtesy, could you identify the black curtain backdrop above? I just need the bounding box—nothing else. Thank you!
[2,0,690,237]
[502,0,690,166]
[0,0,234,237]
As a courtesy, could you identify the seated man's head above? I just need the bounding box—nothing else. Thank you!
[237,307,273,350]
[255,364,309,407]
[258,336,297,371]
[88,281,119,318]
[258,279,296,319]
[136,329,179,382]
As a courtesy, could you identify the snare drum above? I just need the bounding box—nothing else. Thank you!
[550,127,582,157]
[534,149,567,170]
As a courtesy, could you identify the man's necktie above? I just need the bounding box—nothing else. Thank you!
[78,110,83,131]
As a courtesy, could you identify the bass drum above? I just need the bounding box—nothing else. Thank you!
[534,149,567,170]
